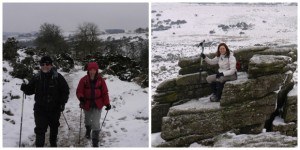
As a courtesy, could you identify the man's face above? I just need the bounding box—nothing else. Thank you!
[40,62,52,73]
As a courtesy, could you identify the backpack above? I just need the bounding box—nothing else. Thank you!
[228,53,241,72]
[236,61,241,71]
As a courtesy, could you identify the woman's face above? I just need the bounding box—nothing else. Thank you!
[89,69,97,78]
[219,46,227,55]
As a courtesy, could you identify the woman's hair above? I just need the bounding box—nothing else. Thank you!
[216,43,230,57]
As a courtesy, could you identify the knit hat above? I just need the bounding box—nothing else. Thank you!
[87,62,99,71]
[40,56,53,64]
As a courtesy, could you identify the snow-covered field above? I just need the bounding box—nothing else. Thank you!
[2,54,148,147]
[151,3,297,95]
[151,3,298,147]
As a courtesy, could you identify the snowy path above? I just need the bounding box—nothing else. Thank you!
[3,64,149,147]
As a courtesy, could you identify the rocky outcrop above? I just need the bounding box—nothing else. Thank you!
[152,45,297,147]
[272,85,298,137]
[283,85,297,123]
[248,55,293,78]
[161,98,222,141]
[152,72,211,133]
[178,45,297,75]
[221,74,288,106]
[152,103,171,133]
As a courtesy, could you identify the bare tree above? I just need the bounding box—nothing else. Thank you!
[35,23,67,54]
[73,22,101,58]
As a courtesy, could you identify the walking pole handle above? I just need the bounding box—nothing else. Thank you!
[199,40,205,66]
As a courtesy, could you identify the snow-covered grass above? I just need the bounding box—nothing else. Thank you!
[2,61,35,147]
[100,32,148,41]
[2,53,148,147]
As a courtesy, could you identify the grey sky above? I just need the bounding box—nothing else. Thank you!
[3,3,148,33]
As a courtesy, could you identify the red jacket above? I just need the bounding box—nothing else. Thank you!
[76,74,110,111]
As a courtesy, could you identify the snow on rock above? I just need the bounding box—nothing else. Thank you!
[249,55,292,65]
[169,97,220,116]
[151,132,165,147]
[287,84,297,96]
[213,131,297,147]
[273,116,286,126]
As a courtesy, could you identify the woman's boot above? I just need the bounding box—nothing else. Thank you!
[92,130,100,147]
[85,125,91,139]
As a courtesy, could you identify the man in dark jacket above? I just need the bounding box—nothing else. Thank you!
[20,56,69,147]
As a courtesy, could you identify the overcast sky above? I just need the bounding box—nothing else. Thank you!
[3,3,148,33]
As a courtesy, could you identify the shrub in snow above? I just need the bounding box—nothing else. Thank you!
[3,37,19,61]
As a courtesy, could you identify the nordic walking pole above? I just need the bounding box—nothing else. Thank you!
[99,110,109,146]
[100,110,109,132]
[199,40,205,66]
[62,112,70,130]
[19,93,25,147]
[198,40,205,83]
[78,108,82,144]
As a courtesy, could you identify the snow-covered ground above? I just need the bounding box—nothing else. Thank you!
[151,3,298,147]
[2,55,148,147]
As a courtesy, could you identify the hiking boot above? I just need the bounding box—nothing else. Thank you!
[210,82,217,94]
[92,130,100,147]
[216,82,225,101]
[50,127,58,147]
[50,136,57,147]
[85,125,91,139]
[35,134,45,147]
[50,142,57,147]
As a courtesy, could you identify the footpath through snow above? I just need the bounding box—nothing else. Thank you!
[2,64,149,147]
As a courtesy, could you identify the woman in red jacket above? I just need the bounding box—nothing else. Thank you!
[76,62,111,147]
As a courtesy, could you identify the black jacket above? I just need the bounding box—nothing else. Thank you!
[22,69,69,111]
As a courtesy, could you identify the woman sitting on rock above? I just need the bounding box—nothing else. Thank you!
[200,43,237,102]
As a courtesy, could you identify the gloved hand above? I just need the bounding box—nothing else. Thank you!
[216,72,224,78]
[105,104,111,110]
[79,97,85,108]
[60,105,65,112]
[200,53,206,59]
[20,83,26,92]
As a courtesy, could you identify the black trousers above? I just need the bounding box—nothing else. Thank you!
[34,110,61,147]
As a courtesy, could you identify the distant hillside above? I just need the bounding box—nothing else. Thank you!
[105,29,125,34]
